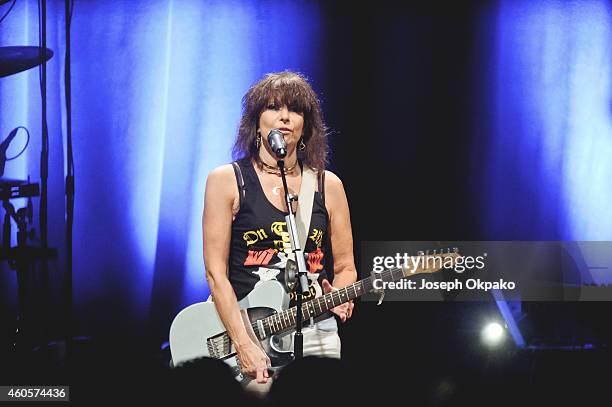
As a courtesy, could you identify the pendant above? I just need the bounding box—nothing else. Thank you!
[272,186,281,196]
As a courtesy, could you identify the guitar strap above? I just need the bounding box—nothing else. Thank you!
[298,167,335,288]
[295,165,317,249]
[295,166,318,327]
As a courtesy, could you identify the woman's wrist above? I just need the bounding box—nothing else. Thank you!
[234,336,256,350]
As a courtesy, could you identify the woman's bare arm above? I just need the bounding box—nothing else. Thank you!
[323,170,357,320]
[203,165,270,383]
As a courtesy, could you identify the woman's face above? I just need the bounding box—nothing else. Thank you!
[258,101,304,153]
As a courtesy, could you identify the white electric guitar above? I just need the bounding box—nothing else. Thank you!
[169,249,459,382]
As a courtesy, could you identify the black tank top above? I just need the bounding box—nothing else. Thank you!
[228,159,329,303]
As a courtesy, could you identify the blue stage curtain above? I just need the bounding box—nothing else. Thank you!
[0,0,324,344]
[482,0,611,241]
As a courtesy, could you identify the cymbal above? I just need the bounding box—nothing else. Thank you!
[0,46,53,78]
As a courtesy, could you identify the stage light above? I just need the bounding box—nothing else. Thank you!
[481,322,505,346]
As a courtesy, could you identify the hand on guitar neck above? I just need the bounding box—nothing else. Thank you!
[322,279,354,322]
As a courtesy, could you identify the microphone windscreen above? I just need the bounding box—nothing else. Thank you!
[267,129,287,158]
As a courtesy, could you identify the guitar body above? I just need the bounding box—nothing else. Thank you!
[169,249,457,382]
[169,280,293,382]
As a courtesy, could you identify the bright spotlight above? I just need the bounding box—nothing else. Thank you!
[481,322,505,346]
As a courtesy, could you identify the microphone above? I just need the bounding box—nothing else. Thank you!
[267,129,287,158]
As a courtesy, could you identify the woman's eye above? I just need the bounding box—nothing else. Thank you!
[267,104,278,110]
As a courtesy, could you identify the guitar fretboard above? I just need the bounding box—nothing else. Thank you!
[256,266,407,338]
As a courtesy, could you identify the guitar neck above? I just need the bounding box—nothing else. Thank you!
[260,266,407,337]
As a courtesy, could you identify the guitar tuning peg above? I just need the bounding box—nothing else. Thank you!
[432,250,437,255]
[425,250,430,255]
[417,251,424,256]
[453,247,458,253]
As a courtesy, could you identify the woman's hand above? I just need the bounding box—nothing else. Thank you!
[322,279,354,322]
[235,341,272,383]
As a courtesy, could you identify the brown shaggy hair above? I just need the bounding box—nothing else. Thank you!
[232,71,329,170]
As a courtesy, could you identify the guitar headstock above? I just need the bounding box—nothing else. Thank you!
[401,247,461,277]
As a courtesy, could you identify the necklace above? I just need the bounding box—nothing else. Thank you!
[255,158,299,199]
[259,160,298,176]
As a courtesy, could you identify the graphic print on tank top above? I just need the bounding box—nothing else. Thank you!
[243,222,325,304]
[228,159,329,305]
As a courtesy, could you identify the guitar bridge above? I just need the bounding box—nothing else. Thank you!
[207,332,233,359]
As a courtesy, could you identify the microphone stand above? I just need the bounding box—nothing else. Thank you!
[277,159,309,359]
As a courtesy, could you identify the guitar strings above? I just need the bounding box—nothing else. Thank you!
[214,252,455,354]
[257,266,404,335]
[213,266,406,355]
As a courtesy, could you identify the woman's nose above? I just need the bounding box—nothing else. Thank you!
[279,106,290,121]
